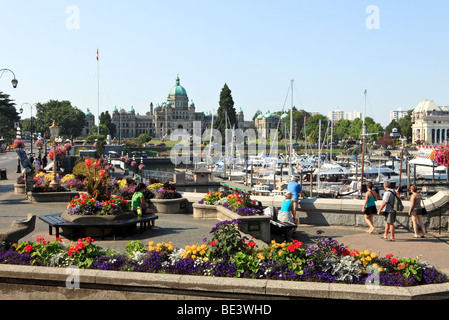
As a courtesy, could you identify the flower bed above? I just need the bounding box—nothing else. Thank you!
[198,191,263,216]
[0,224,446,288]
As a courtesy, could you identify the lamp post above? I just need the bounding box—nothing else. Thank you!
[20,103,37,155]
[0,68,18,88]
[49,121,61,189]
[16,126,22,173]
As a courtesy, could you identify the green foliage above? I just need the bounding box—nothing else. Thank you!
[35,100,86,138]
[0,91,20,142]
[208,220,246,259]
[125,241,148,256]
[214,84,237,141]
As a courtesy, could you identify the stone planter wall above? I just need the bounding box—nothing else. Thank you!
[27,191,80,203]
[14,183,25,194]
[192,203,271,243]
[0,264,448,300]
[149,198,188,214]
[189,191,449,233]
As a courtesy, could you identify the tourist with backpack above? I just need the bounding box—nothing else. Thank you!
[377,181,401,241]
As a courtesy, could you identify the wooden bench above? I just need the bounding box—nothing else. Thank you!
[39,213,158,240]
[268,207,297,241]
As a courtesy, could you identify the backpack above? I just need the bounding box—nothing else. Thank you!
[389,190,404,212]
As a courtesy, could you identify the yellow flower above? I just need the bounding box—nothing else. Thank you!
[363,249,370,256]
[370,252,377,259]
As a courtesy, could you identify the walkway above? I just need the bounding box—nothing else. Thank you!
[1,169,448,276]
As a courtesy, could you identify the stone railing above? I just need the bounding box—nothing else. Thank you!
[184,191,449,232]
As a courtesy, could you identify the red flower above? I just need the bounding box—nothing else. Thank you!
[210,240,216,246]
[386,253,394,259]
[390,258,399,265]
[56,237,62,242]
[24,245,33,253]
[286,244,296,252]
[85,159,92,168]
[248,241,256,249]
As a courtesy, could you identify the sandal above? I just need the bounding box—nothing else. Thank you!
[380,236,390,241]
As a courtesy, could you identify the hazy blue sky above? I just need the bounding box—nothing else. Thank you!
[1,0,449,127]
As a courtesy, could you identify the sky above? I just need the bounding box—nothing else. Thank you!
[1,0,449,128]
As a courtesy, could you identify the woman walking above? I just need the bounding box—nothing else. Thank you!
[408,185,427,238]
[362,182,379,233]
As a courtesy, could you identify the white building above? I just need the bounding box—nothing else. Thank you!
[328,108,345,122]
[345,109,362,121]
[390,108,409,123]
[411,100,449,145]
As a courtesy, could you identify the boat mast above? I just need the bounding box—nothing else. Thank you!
[289,79,293,175]
[360,89,367,196]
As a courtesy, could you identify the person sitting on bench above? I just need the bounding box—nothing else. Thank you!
[277,192,298,234]
[132,183,156,227]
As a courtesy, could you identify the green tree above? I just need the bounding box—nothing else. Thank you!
[99,111,116,137]
[306,114,329,143]
[333,119,351,141]
[0,91,20,143]
[385,119,399,135]
[35,100,86,138]
[278,109,310,141]
[349,118,363,139]
[214,84,237,141]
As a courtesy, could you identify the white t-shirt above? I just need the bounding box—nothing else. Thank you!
[382,190,395,213]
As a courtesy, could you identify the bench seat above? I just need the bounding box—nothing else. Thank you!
[39,213,158,240]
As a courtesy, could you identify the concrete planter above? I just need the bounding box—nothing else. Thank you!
[27,191,80,203]
[149,198,187,214]
[14,183,25,194]
[60,212,137,238]
[2,264,447,300]
[192,203,218,219]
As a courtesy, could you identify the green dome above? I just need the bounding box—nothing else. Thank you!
[169,75,187,96]
[86,108,94,116]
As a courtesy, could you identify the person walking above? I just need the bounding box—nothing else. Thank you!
[362,182,379,233]
[287,176,307,224]
[408,185,427,238]
[377,181,397,241]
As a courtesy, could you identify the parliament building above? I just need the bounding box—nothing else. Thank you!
[109,75,246,140]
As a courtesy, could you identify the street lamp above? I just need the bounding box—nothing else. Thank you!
[20,103,37,155]
[49,120,61,189]
[0,68,18,88]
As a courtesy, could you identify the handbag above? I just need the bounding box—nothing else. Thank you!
[419,198,428,215]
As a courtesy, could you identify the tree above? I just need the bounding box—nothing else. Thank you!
[349,118,363,139]
[278,109,310,141]
[333,119,351,141]
[99,111,116,137]
[0,91,20,143]
[214,84,237,141]
[35,100,86,138]
[305,114,329,143]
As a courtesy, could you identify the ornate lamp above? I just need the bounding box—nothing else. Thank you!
[49,121,61,189]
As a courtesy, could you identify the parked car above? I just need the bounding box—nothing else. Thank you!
[156,143,166,147]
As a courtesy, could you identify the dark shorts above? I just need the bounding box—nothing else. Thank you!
[365,205,377,215]
[383,211,397,224]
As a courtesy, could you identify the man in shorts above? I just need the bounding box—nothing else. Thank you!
[377,181,397,241]
[287,176,307,225]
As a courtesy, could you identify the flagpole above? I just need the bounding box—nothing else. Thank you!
[97,48,100,135]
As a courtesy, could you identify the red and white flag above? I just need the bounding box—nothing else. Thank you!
[96,48,99,61]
